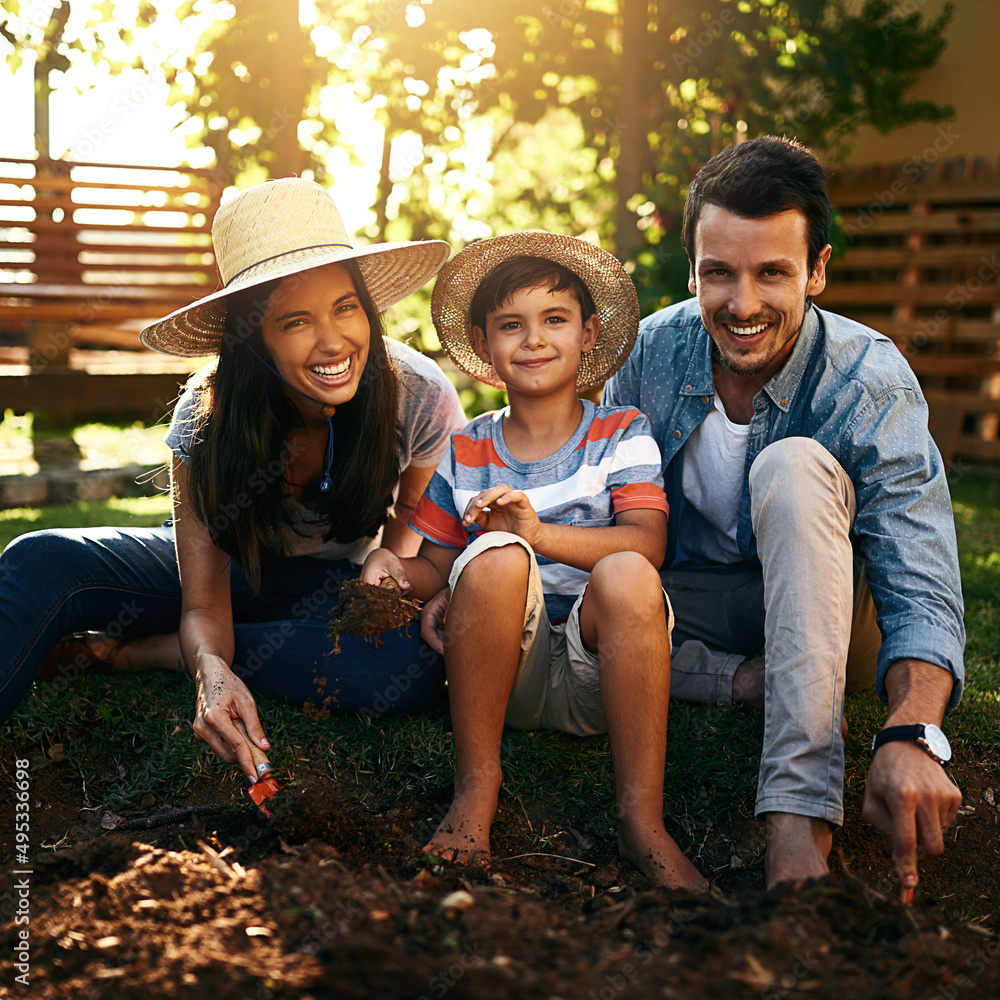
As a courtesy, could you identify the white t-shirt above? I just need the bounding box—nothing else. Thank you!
[165,338,466,564]
[680,392,749,564]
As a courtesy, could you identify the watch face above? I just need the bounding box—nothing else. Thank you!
[922,724,952,763]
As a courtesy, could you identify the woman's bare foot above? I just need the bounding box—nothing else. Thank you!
[618,816,709,891]
[86,632,184,673]
[422,772,501,867]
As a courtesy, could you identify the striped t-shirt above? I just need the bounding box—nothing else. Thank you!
[409,400,668,623]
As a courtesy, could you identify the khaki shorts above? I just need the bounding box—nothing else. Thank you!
[448,531,674,738]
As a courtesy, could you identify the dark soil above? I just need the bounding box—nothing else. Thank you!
[1,736,998,999]
[328,579,422,653]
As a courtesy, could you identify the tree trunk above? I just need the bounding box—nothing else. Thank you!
[614,0,646,263]
[270,0,304,177]
[374,127,392,241]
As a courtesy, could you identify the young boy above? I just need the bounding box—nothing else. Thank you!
[361,231,706,891]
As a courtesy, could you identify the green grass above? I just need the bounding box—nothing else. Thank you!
[0,496,172,550]
[3,471,998,855]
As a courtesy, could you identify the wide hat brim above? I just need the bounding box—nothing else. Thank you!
[431,230,639,392]
[140,240,450,357]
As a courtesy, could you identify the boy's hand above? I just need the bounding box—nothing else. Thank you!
[463,485,542,546]
[420,586,451,655]
[360,549,412,591]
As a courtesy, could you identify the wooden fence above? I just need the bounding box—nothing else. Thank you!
[826,155,1000,465]
[0,157,221,424]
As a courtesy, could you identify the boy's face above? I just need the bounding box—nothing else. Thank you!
[471,282,599,399]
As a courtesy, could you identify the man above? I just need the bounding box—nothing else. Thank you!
[603,135,965,891]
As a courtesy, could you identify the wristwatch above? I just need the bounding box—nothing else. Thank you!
[870,723,952,765]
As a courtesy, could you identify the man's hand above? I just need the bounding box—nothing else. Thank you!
[360,548,412,590]
[420,586,451,655]
[862,740,961,890]
[463,485,542,546]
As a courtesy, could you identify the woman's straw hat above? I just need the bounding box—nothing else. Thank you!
[430,230,639,392]
[140,177,450,357]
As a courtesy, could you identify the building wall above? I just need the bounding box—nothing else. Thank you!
[844,0,1000,166]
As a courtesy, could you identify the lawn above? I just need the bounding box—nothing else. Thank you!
[3,471,997,849]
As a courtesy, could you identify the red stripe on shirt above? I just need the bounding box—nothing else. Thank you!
[611,481,669,515]
[453,434,507,469]
[409,496,467,548]
[575,408,641,448]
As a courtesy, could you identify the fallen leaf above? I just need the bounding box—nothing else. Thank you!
[100,812,127,830]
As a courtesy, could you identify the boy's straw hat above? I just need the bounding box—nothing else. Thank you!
[431,230,639,391]
[140,177,450,357]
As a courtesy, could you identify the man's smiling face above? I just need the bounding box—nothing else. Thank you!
[688,204,831,382]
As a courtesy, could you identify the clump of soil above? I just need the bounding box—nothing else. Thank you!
[328,578,422,652]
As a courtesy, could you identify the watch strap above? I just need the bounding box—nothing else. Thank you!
[871,724,923,755]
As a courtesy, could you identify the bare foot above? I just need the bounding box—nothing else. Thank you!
[618,816,710,892]
[86,632,185,673]
[764,812,833,889]
[85,633,129,669]
[732,653,765,709]
[422,776,500,868]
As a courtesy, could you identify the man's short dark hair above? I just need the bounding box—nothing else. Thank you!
[470,256,597,333]
[681,136,831,272]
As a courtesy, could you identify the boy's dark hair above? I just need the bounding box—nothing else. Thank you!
[681,136,831,272]
[187,258,400,594]
[470,256,597,333]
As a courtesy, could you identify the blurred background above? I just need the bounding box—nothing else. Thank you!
[1,0,998,505]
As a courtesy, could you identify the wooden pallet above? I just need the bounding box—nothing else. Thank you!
[826,155,1000,465]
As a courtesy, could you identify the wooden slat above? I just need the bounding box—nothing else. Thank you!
[820,284,999,307]
[924,390,1000,414]
[0,196,214,216]
[0,175,221,199]
[0,370,188,425]
[952,435,1000,461]
[839,211,1000,236]
[8,219,214,236]
[828,246,1000,268]
[0,155,223,179]
[902,356,1000,377]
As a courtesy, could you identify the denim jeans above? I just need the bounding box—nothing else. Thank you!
[0,523,444,724]
[662,438,881,826]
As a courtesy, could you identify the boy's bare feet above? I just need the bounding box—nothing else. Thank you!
[422,771,501,868]
[618,816,710,892]
[764,812,832,889]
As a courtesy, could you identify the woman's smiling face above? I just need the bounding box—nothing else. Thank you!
[259,261,371,416]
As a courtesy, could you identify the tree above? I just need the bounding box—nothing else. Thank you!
[166,0,954,303]
[1,0,160,158]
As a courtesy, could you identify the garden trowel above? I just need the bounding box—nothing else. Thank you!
[233,718,282,817]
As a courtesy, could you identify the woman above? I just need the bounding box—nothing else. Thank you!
[0,178,464,779]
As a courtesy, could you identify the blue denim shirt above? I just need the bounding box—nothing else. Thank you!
[603,297,965,710]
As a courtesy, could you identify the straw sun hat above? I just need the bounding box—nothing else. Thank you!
[431,230,639,392]
[140,177,450,357]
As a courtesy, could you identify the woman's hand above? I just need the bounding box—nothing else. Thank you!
[360,549,412,590]
[463,485,542,546]
[192,655,270,782]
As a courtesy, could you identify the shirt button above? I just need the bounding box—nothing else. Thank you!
[703,395,710,403]
[685,384,693,392]
[674,430,682,439]
[780,398,789,407]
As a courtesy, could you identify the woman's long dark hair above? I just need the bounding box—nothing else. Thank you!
[186,259,401,593]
